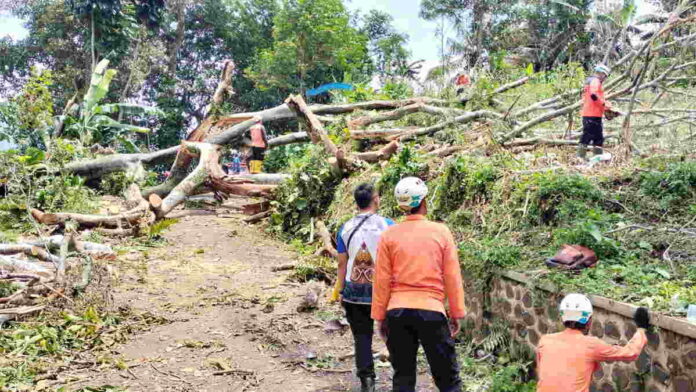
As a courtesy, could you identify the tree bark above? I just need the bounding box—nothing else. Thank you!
[353,140,399,163]
[315,220,337,258]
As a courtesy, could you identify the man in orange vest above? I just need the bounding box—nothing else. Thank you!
[579,64,618,160]
[536,293,649,392]
[248,119,268,173]
[372,177,466,392]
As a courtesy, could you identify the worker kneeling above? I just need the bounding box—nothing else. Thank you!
[536,293,649,392]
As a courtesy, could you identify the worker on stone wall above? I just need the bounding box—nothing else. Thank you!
[372,177,466,392]
[536,293,649,392]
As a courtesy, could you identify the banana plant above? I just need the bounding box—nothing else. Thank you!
[63,59,162,149]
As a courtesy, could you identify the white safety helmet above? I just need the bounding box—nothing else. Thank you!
[394,177,428,210]
[594,64,611,77]
[559,293,593,325]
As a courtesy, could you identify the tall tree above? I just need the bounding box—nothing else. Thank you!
[361,10,412,82]
[248,0,370,94]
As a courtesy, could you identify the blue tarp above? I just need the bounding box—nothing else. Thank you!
[306,82,354,97]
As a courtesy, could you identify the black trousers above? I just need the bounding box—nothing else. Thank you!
[343,301,375,379]
[580,117,604,146]
[386,309,461,392]
[251,146,266,160]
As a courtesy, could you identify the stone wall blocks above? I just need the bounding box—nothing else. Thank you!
[673,376,693,392]
[652,363,669,385]
[604,321,621,340]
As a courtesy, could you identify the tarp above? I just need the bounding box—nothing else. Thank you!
[306,83,354,97]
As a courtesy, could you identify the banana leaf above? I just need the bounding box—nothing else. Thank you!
[97,103,164,117]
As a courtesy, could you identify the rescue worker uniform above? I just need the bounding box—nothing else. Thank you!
[250,124,267,161]
[372,215,466,392]
[536,328,647,392]
[580,76,611,155]
[336,214,395,383]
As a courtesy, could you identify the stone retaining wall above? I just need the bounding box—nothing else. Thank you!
[462,271,696,392]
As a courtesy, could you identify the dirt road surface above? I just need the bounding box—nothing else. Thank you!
[61,206,436,392]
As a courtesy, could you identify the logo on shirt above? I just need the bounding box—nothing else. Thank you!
[350,242,374,284]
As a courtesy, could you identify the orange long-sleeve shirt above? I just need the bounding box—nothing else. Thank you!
[581,77,611,118]
[536,328,647,392]
[371,215,466,321]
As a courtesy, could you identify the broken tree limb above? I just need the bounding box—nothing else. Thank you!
[315,220,338,258]
[0,245,62,265]
[285,95,354,172]
[144,117,260,199]
[22,235,113,257]
[350,128,413,140]
[346,103,461,129]
[212,60,236,107]
[397,111,502,142]
[493,77,530,95]
[268,132,310,148]
[353,140,400,163]
[31,185,152,229]
[150,142,222,218]
[0,255,51,274]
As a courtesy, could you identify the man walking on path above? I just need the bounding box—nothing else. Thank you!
[330,183,394,392]
[578,64,619,160]
[372,177,466,392]
[536,293,649,392]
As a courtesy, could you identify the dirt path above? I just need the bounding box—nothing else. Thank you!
[61,201,437,392]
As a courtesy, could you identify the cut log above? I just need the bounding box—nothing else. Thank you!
[244,210,272,224]
[208,178,276,198]
[427,145,467,157]
[315,220,338,258]
[267,132,310,148]
[65,146,179,181]
[353,140,400,163]
[241,201,270,216]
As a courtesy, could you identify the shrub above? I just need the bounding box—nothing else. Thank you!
[270,145,343,238]
[431,156,500,221]
[639,161,696,207]
[263,143,311,174]
[516,172,603,226]
[376,146,429,218]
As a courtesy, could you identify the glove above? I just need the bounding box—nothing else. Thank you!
[633,307,651,329]
[328,283,341,303]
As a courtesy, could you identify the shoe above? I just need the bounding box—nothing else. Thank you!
[592,146,603,156]
[576,143,588,160]
[360,377,376,392]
